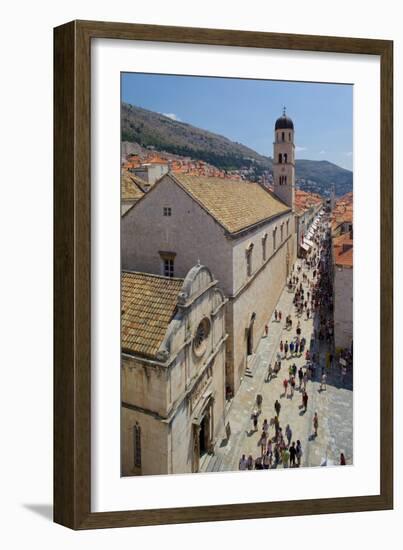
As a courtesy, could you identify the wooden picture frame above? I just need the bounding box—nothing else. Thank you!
[54,20,393,529]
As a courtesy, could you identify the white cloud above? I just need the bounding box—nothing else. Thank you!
[295,146,307,152]
[319,150,326,155]
[163,112,181,121]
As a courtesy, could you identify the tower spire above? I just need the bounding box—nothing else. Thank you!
[283,105,286,116]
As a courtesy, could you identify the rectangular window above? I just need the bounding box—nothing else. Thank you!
[262,234,267,262]
[163,207,172,216]
[163,258,174,278]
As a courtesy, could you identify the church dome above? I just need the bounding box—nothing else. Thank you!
[275,110,294,130]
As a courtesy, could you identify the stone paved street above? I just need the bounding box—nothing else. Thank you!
[203,229,353,473]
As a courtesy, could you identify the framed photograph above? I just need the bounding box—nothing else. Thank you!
[54,20,393,529]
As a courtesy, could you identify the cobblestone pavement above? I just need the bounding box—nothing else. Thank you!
[203,242,353,473]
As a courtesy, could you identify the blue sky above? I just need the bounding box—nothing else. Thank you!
[122,73,353,171]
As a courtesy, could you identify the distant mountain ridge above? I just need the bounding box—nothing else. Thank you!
[122,102,353,197]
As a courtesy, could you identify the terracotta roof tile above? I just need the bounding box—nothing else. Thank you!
[121,171,147,201]
[121,271,184,359]
[171,174,290,234]
[333,232,353,268]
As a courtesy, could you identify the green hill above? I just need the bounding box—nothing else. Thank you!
[122,102,352,196]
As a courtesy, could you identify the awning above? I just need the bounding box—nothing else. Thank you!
[300,242,310,251]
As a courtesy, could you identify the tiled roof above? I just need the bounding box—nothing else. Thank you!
[295,189,323,213]
[332,192,353,229]
[121,271,184,359]
[171,174,290,234]
[121,171,147,201]
[333,232,353,268]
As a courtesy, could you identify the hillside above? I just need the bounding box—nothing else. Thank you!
[122,102,352,196]
[295,159,353,197]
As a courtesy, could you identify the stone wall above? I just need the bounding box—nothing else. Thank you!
[121,176,234,295]
[228,233,292,393]
[334,265,353,350]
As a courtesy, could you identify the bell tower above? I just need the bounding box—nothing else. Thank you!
[272,107,295,210]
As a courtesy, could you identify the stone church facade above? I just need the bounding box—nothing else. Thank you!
[121,265,227,476]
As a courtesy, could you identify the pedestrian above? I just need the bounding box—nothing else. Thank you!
[282,447,290,468]
[260,430,267,456]
[264,323,269,337]
[266,362,273,382]
[284,340,289,357]
[263,450,271,469]
[296,440,303,466]
[295,340,299,354]
[279,310,282,322]
[306,308,310,320]
[274,415,280,436]
[247,455,254,470]
[313,412,319,436]
[274,309,278,322]
[289,341,294,356]
[289,442,297,467]
[280,340,284,354]
[303,372,308,391]
[239,454,248,470]
[283,377,288,396]
[252,409,258,432]
[302,391,308,412]
[285,424,292,446]
[290,376,295,397]
[255,456,263,470]
[341,365,347,384]
[340,452,346,465]
[263,418,269,434]
[274,399,281,417]
[298,367,303,389]
[274,446,280,466]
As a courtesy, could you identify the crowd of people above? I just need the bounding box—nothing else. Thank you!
[238,212,349,471]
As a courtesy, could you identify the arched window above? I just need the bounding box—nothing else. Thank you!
[133,423,141,468]
[282,132,285,141]
[262,233,268,261]
[284,153,288,163]
[278,153,282,163]
[246,243,254,276]
[273,228,277,250]
[280,224,284,242]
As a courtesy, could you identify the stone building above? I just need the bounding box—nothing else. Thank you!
[122,113,297,398]
[121,265,227,476]
[272,108,295,209]
[294,190,323,256]
[332,193,353,351]
[130,160,169,185]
